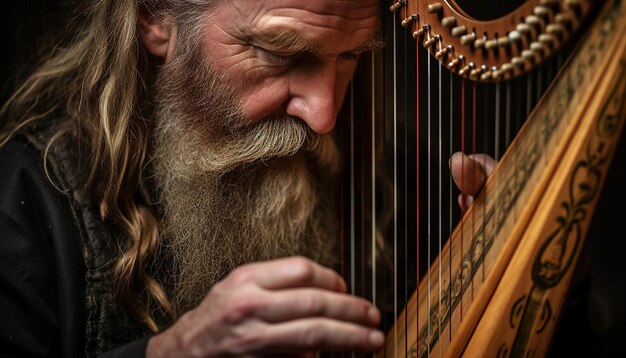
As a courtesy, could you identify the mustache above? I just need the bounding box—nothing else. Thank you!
[156,114,321,173]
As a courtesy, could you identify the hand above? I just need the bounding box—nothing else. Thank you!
[449,152,496,212]
[146,256,384,357]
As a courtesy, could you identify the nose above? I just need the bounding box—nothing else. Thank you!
[285,59,339,134]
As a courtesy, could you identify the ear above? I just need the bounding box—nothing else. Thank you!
[138,8,174,59]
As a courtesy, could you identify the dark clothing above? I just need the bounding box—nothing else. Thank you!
[0,126,149,357]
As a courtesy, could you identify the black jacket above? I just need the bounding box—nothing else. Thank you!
[0,131,149,357]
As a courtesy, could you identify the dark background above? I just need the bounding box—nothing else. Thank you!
[0,0,72,104]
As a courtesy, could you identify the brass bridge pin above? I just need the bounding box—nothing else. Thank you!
[436,45,453,59]
[458,62,474,76]
[469,65,485,78]
[401,14,418,27]
[448,55,463,69]
[423,35,440,48]
[414,25,429,39]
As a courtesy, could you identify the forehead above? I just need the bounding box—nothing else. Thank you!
[218,0,380,52]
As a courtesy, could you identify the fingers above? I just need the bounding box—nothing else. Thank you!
[467,153,496,176]
[449,152,496,196]
[257,288,381,327]
[257,318,385,353]
[228,256,347,292]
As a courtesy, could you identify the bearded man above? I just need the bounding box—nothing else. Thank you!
[0,0,490,356]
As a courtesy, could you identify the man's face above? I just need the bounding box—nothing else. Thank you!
[150,0,379,312]
[194,0,379,133]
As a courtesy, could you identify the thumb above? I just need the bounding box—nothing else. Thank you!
[449,152,496,196]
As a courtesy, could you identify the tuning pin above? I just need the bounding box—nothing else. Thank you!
[474,37,486,49]
[538,33,557,46]
[555,13,574,27]
[530,41,547,53]
[451,26,467,37]
[389,1,405,12]
[441,16,457,28]
[508,31,522,43]
[484,39,498,50]
[521,49,537,61]
[460,32,476,45]
[540,0,559,7]
[533,6,552,19]
[563,0,582,10]
[516,23,533,35]
[511,56,525,67]
[427,3,443,13]
[546,23,566,37]
[525,15,543,27]
[501,63,514,73]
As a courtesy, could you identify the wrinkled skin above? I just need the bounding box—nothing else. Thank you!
[194,0,380,134]
[141,0,492,355]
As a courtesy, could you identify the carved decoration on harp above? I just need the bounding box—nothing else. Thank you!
[503,58,626,358]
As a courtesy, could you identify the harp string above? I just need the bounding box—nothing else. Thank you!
[392,10,398,358]
[471,81,477,301]
[370,28,377,321]
[426,31,432,357]
[448,59,454,345]
[437,36,443,358]
[403,10,410,358]
[415,33,421,357]
[460,77,465,327]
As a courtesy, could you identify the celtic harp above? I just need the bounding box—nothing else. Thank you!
[336,0,626,356]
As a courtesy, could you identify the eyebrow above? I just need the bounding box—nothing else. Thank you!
[253,28,385,55]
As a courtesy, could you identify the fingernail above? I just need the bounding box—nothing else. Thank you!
[466,196,474,206]
[369,330,385,347]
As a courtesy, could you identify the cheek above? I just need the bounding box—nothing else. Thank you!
[239,77,290,122]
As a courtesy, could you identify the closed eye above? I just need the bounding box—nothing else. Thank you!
[255,47,302,67]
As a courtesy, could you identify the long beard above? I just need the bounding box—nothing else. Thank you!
[151,48,341,313]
